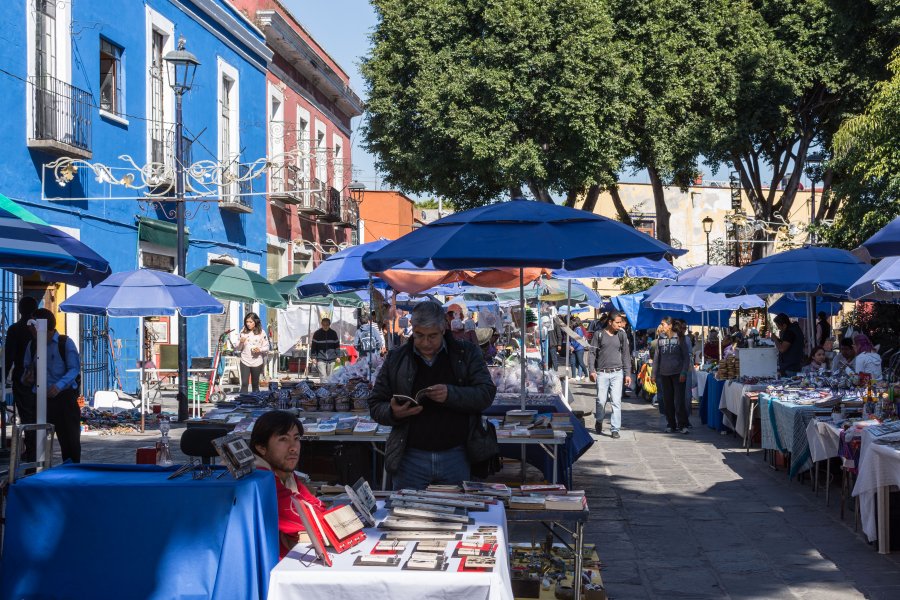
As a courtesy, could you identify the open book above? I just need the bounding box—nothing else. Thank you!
[393,388,430,406]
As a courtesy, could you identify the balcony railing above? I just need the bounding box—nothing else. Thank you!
[320,187,343,223]
[28,75,92,158]
[337,196,358,228]
[220,164,253,213]
[148,127,192,189]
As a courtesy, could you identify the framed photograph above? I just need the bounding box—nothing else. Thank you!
[146,317,169,344]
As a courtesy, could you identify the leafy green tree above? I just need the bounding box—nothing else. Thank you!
[706,0,893,259]
[614,276,657,295]
[361,0,631,209]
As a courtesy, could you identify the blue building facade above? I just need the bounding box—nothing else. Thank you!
[0,0,272,396]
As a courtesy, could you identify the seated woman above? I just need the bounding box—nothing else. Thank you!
[853,334,883,380]
[251,410,324,559]
[801,346,828,375]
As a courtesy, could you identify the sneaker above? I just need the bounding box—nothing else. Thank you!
[664,427,675,433]
[594,422,603,435]
[679,427,690,434]
[611,431,620,439]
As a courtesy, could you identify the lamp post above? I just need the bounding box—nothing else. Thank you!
[805,151,824,245]
[702,216,713,264]
[164,37,200,422]
[348,181,365,244]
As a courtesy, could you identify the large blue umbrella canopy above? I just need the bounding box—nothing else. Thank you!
[554,256,678,280]
[706,246,870,298]
[645,265,765,312]
[770,294,842,317]
[296,239,392,298]
[862,216,900,259]
[361,199,682,272]
[611,291,732,330]
[847,256,900,302]
[0,194,111,287]
[59,269,224,317]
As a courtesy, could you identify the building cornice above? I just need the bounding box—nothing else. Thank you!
[256,9,365,119]
[268,62,353,137]
[171,0,273,71]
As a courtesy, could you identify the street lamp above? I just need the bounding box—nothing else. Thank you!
[702,216,714,264]
[164,37,200,421]
[805,151,824,245]
[348,181,365,245]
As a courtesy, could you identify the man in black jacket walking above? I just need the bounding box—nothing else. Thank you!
[368,301,496,490]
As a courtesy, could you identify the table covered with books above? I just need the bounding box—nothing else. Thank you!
[267,488,514,600]
[0,463,279,600]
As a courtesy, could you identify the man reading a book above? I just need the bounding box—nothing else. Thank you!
[369,301,497,490]
[251,410,324,559]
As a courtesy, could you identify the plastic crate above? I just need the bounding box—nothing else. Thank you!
[188,380,209,403]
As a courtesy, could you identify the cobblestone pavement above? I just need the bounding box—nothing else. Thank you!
[565,379,900,600]
[17,382,900,599]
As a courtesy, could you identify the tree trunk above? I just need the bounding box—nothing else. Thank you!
[647,165,671,245]
[608,185,634,227]
[526,181,553,203]
[510,184,524,199]
[580,185,600,213]
[564,188,580,208]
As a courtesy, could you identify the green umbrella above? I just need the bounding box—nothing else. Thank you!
[0,194,49,225]
[274,273,307,299]
[186,264,287,309]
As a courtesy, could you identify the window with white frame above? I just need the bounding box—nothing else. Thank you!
[296,106,310,188]
[315,122,326,184]
[217,59,240,202]
[332,136,343,193]
[28,0,72,139]
[145,8,173,169]
[268,85,284,194]
[99,38,124,116]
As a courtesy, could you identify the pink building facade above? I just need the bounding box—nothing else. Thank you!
[232,0,365,280]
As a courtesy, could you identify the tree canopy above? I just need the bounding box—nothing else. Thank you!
[362,0,631,209]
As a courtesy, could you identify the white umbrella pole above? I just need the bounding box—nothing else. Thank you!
[139,317,145,433]
[700,312,706,368]
[519,268,526,410]
[304,306,312,378]
[717,312,722,359]
[35,319,47,468]
[564,278,572,401]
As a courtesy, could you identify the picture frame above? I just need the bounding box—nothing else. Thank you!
[145,316,169,344]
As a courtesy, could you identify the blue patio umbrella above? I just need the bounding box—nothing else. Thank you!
[706,246,870,297]
[862,216,900,259]
[296,239,392,298]
[770,294,842,317]
[646,265,765,312]
[361,199,682,272]
[612,290,733,330]
[847,256,900,302]
[59,269,224,317]
[0,194,111,287]
[554,256,678,280]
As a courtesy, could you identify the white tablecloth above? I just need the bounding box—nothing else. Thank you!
[806,419,842,463]
[853,430,900,545]
[267,501,513,600]
[718,382,766,438]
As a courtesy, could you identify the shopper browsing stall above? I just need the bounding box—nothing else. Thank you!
[354,313,385,358]
[310,317,340,379]
[21,308,81,463]
[588,312,631,439]
[235,312,269,393]
[5,296,37,464]
[653,317,691,434]
[772,313,805,377]
[368,301,496,490]
[251,410,324,559]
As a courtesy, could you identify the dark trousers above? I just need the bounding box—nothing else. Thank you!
[239,363,263,392]
[547,345,559,370]
[48,388,81,463]
[659,374,688,430]
[13,380,37,464]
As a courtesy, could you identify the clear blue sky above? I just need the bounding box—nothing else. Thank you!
[281,1,381,189]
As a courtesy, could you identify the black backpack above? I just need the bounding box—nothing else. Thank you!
[29,334,81,389]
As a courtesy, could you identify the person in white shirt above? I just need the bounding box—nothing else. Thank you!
[853,334,883,380]
[235,312,269,392]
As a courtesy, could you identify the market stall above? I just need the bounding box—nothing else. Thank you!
[853,423,900,553]
[0,464,279,600]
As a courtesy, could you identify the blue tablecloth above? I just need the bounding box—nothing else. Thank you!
[487,394,593,489]
[760,395,821,478]
[0,464,279,600]
[703,375,727,431]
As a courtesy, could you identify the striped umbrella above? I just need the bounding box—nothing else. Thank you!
[0,194,111,286]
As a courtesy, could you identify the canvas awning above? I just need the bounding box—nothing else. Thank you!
[138,217,188,248]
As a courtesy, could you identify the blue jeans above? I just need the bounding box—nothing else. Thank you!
[595,369,624,432]
[569,348,587,377]
[392,446,470,491]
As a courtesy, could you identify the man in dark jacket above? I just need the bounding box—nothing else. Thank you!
[5,296,38,462]
[773,313,805,376]
[368,301,496,490]
[309,317,340,379]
